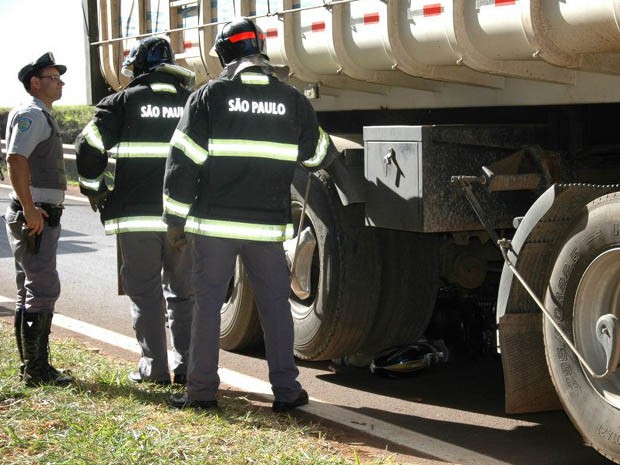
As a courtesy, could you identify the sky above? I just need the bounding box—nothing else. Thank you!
[0,0,89,107]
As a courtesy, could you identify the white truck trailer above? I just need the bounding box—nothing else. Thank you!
[86,0,620,461]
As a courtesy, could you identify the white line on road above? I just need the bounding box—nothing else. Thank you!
[66,194,88,202]
[1,308,513,464]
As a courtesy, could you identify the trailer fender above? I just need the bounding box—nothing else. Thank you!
[327,134,368,206]
[496,185,558,324]
[496,183,617,414]
[325,156,368,206]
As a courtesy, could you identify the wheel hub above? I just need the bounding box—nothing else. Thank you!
[574,247,620,407]
[283,226,317,300]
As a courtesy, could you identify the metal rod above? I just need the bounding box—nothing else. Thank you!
[291,172,313,278]
[90,0,360,46]
[451,176,501,246]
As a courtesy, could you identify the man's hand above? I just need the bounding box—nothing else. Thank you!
[23,205,48,235]
[87,187,109,212]
[167,224,187,250]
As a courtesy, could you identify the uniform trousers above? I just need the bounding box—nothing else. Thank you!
[188,235,302,403]
[118,232,193,380]
[4,205,60,314]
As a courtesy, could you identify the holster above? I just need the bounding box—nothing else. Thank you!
[10,200,62,254]
[40,204,63,227]
[10,199,63,227]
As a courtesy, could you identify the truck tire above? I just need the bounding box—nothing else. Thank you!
[544,192,620,463]
[290,169,381,361]
[360,229,439,354]
[220,258,263,351]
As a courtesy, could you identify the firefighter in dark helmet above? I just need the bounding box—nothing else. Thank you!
[75,37,195,385]
[165,17,336,412]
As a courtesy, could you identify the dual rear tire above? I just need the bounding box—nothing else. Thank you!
[220,169,439,362]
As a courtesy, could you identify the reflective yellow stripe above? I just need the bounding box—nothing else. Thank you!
[171,130,208,165]
[302,126,330,168]
[240,73,269,85]
[163,194,191,218]
[104,216,167,234]
[209,139,297,162]
[81,121,105,153]
[150,82,177,94]
[111,142,170,158]
[78,174,104,191]
[185,217,294,242]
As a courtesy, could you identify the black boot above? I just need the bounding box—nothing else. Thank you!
[21,312,74,387]
[38,313,75,385]
[14,307,25,379]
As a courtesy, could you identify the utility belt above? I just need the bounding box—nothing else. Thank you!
[10,199,63,227]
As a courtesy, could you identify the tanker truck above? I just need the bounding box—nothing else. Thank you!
[85,0,620,461]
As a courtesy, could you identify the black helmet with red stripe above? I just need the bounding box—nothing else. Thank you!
[214,17,268,66]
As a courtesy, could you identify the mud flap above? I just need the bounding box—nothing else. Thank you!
[499,313,561,413]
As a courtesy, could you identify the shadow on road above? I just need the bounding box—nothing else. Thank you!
[345,403,607,465]
[227,345,614,465]
[316,356,506,415]
[0,304,13,316]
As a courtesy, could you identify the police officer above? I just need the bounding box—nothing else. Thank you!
[75,37,195,385]
[164,17,335,412]
[4,52,73,386]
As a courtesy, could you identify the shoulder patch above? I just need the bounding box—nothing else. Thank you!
[17,117,33,133]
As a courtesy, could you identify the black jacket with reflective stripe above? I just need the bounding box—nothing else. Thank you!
[75,70,190,230]
[163,67,335,237]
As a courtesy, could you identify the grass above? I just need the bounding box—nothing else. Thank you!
[0,322,404,465]
[51,105,96,144]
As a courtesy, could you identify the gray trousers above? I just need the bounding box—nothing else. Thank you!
[188,235,301,403]
[5,205,60,314]
[118,232,193,379]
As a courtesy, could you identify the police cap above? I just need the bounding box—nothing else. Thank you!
[18,52,67,85]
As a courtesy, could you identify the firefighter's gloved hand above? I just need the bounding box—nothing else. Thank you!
[87,186,109,213]
[167,224,187,250]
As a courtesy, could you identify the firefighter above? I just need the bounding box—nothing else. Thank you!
[4,52,73,386]
[164,17,335,412]
[75,37,195,385]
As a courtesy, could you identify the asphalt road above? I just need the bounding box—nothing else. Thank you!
[0,183,615,465]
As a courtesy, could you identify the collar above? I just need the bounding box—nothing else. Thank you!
[30,97,51,113]
[127,65,196,90]
[221,55,276,80]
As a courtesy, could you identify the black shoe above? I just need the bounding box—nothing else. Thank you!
[168,393,218,410]
[172,374,187,385]
[128,371,171,385]
[24,365,74,387]
[46,365,74,386]
[272,389,309,413]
